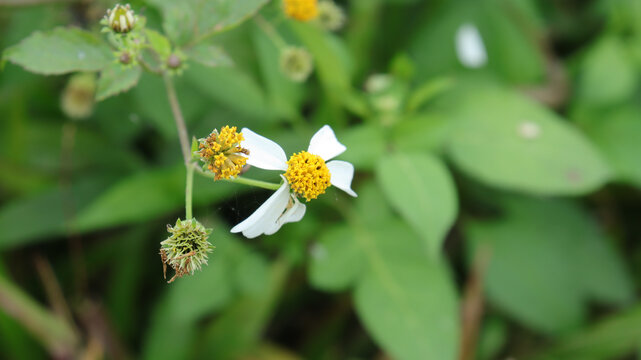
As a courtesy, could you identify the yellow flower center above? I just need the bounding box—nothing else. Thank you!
[198,126,249,180]
[283,0,318,21]
[284,151,331,201]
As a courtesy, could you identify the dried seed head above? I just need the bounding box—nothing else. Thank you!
[159,218,214,283]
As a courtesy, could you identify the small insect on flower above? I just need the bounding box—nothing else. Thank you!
[104,4,137,33]
[231,125,357,238]
[159,218,214,283]
[198,126,249,180]
[283,0,319,21]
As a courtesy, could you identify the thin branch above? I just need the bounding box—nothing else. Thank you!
[162,73,191,165]
[459,246,491,360]
[0,273,79,358]
[33,256,74,329]
[194,167,282,191]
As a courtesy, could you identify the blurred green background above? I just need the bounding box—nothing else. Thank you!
[2,0,641,359]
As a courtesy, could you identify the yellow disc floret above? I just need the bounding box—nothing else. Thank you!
[284,151,331,201]
[198,126,249,180]
[283,0,318,21]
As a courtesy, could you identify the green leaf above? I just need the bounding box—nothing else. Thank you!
[185,63,272,121]
[0,177,110,250]
[96,63,142,101]
[290,21,353,124]
[147,0,269,45]
[251,22,304,120]
[352,220,459,360]
[145,29,172,57]
[377,153,458,256]
[408,1,544,84]
[187,43,233,68]
[309,225,365,292]
[3,27,111,75]
[466,197,633,335]
[73,166,246,233]
[530,305,641,360]
[446,85,611,195]
[201,258,290,360]
[576,36,637,105]
[580,106,641,188]
[392,113,451,153]
[339,124,385,171]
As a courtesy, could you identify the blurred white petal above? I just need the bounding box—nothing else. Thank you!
[455,23,487,68]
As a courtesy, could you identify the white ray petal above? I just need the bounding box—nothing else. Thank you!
[264,195,307,235]
[230,183,290,238]
[327,160,357,197]
[455,23,487,68]
[241,128,288,171]
[307,125,346,161]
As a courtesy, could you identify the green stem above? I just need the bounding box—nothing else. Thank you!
[194,168,282,191]
[185,164,195,219]
[162,73,191,165]
[254,15,288,49]
[227,176,283,191]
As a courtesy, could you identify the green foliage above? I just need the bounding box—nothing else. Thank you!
[311,184,459,359]
[446,85,611,195]
[96,63,142,101]
[1,1,641,360]
[377,153,458,256]
[147,0,270,45]
[3,27,111,75]
[466,196,633,334]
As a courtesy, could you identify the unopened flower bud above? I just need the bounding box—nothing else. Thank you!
[280,47,314,82]
[283,0,318,21]
[119,51,132,65]
[105,4,136,33]
[159,218,214,283]
[317,1,346,31]
[60,73,96,120]
[167,54,181,69]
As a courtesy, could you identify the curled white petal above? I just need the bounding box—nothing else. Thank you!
[230,183,290,238]
[265,195,307,235]
[241,128,288,171]
[455,23,487,68]
[308,125,346,161]
[327,160,357,197]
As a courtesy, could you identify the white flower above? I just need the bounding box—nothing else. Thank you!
[231,125,357,238]
[455,23,487,68]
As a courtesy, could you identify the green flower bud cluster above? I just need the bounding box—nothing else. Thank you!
[280,47,314,82]
[159,218,214,283]
[60,73,96,120]
[105,4,136,34]
[317,1,346,31]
